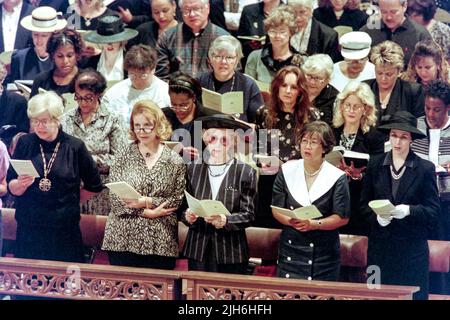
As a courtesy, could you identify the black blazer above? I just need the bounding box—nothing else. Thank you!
[361,151,440,240]
[307,17,342,62]
[313,7,368,31]
[313,84,339,126]
[364,78,425,125]
[181,160,257,264]
[0,2,34,53]
[6,47,53,83]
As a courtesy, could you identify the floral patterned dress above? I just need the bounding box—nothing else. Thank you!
[61,104,127,215]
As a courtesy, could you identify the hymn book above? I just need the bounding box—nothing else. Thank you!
[9,160,40,178]
[201,88,243,115]
[271,205,323,220]
[368,200,395,218]
[325,146,370,167]
[106,182,141,200]
[184,191,231,217]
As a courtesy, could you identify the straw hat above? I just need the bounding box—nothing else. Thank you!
[20,6,67,32]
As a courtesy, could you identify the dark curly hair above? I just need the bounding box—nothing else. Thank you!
[74,68,107,95]
[425,80,450,105]
[47,28,84,58]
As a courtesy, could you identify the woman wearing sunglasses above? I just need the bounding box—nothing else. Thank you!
[102,100,186,269]
[180,114,257,274]
[61,68,127,216]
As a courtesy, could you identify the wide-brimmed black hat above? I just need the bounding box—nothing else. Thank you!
[83,15,138,44]
[196,114,251,131]
[378,111,426,140]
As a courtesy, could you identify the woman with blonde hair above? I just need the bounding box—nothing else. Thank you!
[245,6,305,84]
[332,80,385,235]
[102,100,186,269]
[66,0,118,30]
[366,40,425,124]
[403,39,450,86]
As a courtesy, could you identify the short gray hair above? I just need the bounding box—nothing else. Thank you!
[208,35,243,65]
[27,91,64,120]
[302,54,334,80]
[178,0,208,7]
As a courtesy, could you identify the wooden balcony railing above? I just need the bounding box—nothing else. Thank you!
[0,257,182,300]
[183,271,419,300]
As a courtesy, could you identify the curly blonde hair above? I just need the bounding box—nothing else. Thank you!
[129,100,172,141]
[332,81,377,134]
[264,6,297,36]
[370,40,404,71]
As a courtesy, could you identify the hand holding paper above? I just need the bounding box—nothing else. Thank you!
[106,182,141,200]
[368,200,395,218]
[390,204,410,219]
[10,159,40,178]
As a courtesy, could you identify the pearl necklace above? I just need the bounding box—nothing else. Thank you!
[390,164,406,180]
[304,161,324,177]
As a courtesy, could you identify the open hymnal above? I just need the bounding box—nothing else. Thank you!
[105,182,141,200]
[184,191,231,217]
[271,205,323,220]
[368,200,395,218]
[15,80,32,99]
[325,146,370,167]
[201,88,243,115]
[9,159,40,178]
[244,74,270,93]
[254,154,283,167]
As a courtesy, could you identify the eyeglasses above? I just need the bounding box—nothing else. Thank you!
[30,118,53,127]
[181,6,204,16]
[129,72,150,80]
[207,135,231,146]
[305,74,326,84]
[300,138,321,148]
[211,55,237,64]
[134,126,154,133]
[267,29,290,38]
[343,102,365,112]
[170,102,192,111]
[74,93,96,103]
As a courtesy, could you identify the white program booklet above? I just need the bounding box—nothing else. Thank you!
[9,159,40,178]
[106,182,141,200]
[369,199,395,218]
[184,191,231,217]
[271,205,323,220]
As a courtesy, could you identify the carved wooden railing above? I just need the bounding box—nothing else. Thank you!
[183,271,419,300]
[0,257,182,300]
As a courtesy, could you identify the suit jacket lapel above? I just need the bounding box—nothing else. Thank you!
[193,164,212,200]
[393,164,415,204]
[15,5,30,49]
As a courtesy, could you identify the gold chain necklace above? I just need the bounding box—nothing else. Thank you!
[39,142,60,192]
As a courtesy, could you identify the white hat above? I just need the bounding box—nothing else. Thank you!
[20,6,67,32]
[339,31,372,60]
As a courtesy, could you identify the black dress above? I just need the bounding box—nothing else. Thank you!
[6,130,103,262]
[273,160,350,280]
[313,7,368,31]
[312,84,339,126]
[30,70,75,98]
[333,126,385,236]
[360,151,440,299]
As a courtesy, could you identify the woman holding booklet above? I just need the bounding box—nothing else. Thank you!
[61,69,127,216]
[197,35,264,123]
[181,114,257,274]
[272,121,350,281]
[102,100,185,269]
[360,111,440,300]
[332,80,385,235]
[6,91,103,263]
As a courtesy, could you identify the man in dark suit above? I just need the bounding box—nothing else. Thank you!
[0,0,34,53]
[180,114,257,274]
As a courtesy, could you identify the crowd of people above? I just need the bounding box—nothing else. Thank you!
[0,0,449,300]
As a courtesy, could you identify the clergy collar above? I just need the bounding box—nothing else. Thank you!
[182,22,209,39]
